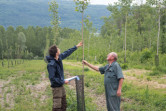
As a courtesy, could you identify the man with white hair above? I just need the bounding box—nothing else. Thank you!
[83,52,124,111]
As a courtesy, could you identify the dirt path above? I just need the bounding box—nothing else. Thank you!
[84,88,106,111]
[64,61,102,71]
[26,72,50,103]
[0,71,26,109]
[124,75,166,89]
[0,71,50,109]
[123,69,166,89]
[64,61,83,68]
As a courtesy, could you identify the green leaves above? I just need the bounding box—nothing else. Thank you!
[74,0,90,13]
[48,0,60,44]
[48,0,60,27]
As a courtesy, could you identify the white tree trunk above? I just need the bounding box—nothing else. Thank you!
[88,34,91,59]
[150,38,151,49]
[132,39,133,52]
[124,14,127,63]
[157,3,160,56]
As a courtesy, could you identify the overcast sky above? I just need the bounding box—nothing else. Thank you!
[90,0,146,5]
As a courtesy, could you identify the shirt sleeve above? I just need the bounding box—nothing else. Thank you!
[99,65,107,74]
[59,46,77,60]
[115,63,124,79]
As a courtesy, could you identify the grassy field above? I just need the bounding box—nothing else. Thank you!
[63,60,166,111]
[0,60,97,111]
[0,60,166,111]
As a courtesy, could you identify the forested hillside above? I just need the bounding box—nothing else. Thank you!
[0,0,109,29]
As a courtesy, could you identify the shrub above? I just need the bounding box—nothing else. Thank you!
[157,66,166,74]
[122,83,132,92]
[93,61,99,64]
[149,70,160,76]
[160,54,166,66]
[147,76,151,81]
[121,63,128,69]
[98,54,106,64]
[140,48,152,63]
[151,66,166,75]
[84,67,89,72]
[85,81,90,87]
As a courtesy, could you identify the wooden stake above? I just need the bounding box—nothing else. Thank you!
[82,11,84,75]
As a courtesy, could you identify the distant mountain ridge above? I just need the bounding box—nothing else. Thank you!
[0,0,110,30]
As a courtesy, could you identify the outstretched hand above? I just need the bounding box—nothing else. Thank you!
[76,42,83,48]
[82,60,88,65]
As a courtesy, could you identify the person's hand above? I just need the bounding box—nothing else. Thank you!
[117,89,121,97]
[82,60,88,65]
[64,80,69,84]
[76,42,83,48]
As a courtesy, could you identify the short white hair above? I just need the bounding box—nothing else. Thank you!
[109,52,118,60]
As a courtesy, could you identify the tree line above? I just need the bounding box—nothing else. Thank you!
[0,25,77,60]
[100,0,166,64]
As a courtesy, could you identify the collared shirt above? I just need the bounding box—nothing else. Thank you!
[99,61,124,85]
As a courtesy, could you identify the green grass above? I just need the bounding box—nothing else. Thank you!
[0,60,46,80]
[65,86,98,111]
[122,83,166,111]
[0,60,52,111]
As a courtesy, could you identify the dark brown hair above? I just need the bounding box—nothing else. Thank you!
[49,45,57,57]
